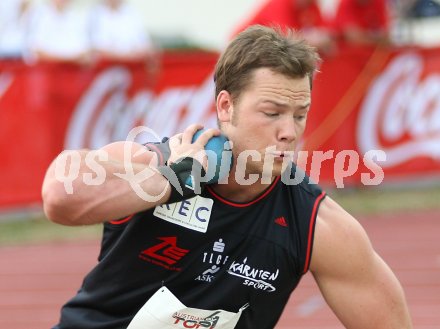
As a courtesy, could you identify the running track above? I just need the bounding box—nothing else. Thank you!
[1,210,439,329]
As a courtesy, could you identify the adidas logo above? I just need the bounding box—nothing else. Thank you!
[274,216,287,227]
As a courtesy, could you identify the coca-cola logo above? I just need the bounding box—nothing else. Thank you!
[358,53,440,167]
[65,67,217,149]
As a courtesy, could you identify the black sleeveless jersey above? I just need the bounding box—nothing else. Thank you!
[54,141,326,329]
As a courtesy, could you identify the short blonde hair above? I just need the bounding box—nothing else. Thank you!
[214,25,320,102]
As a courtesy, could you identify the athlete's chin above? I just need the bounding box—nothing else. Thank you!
[262,163,284,178]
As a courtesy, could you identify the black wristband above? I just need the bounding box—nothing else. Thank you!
[157,157,207,203]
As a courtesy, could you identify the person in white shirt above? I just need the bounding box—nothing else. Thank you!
[28,0,91,63]
[0,0,32,59]
[91,0,157,62]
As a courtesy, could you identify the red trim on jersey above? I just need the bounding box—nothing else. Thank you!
[206,176,280,208]
[109,214,134,225]
[146,143,164,165]
[303,191,326,273]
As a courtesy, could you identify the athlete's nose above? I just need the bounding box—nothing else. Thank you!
[277,117,297,143]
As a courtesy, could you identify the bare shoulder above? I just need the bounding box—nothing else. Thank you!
[310,196,374,274]
[309,196,413,328]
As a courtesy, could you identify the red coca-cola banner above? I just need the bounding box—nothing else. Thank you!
[303,46,440,187]
[1,47,440,210]
[0,52,219,209]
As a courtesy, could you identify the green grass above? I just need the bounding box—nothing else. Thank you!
[330,185,440,215]
[0,216,102,246]
[1,186,439,246]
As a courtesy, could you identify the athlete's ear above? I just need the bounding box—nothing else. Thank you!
[216,90,233,124]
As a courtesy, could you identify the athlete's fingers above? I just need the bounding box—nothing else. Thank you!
[181,124,203,144]
[168,133,183,149]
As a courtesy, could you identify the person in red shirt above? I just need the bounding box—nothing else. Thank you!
[332,0,391,46]
[233,0,335,54]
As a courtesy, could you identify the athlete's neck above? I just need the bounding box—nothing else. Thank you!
[209,175,277,203]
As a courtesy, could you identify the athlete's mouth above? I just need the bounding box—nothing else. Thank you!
[271,151,286,158]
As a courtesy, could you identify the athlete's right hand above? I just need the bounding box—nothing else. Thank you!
[167,124,221,172]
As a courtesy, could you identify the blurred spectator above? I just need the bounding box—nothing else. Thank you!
[407,0,440,18]
[332,0,391,46]
[233,0,336,55]
[90,0,157,62]
[28,0,91,63]
[0,0,32,59]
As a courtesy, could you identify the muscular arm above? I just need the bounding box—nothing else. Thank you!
[309,197,412,328]
[42,125,219,226]
[42,141,171,226]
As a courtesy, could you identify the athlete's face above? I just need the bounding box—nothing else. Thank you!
[217,68,311,178]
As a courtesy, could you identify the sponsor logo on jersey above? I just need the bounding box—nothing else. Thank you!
[153,196,214,233]
[172,310,221,328]
[227,258,279,292]
[139,237,189,271]
[274,216,288,227]
[195,239,229,283]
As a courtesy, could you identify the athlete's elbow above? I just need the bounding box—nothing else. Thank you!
[42,177,84,226]
[42,150,92,225]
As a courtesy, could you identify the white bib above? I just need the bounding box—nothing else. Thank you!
[126,286,247,329]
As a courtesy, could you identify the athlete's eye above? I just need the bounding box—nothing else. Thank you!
[295,114,307,121]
